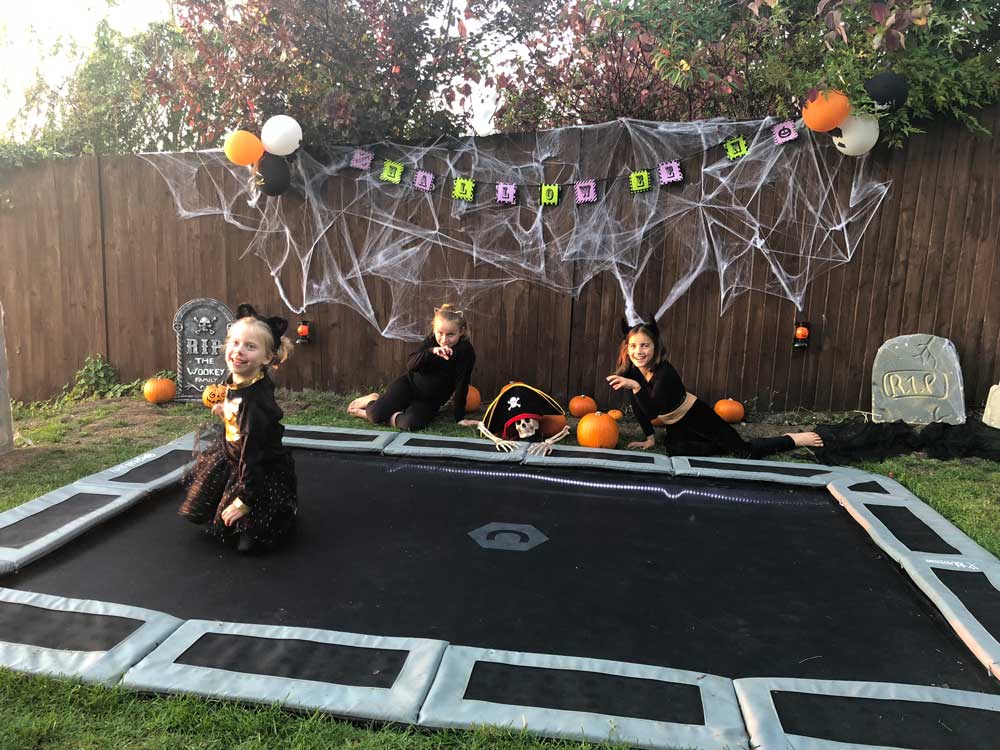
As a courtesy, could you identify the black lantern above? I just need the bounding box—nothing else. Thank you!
[793,321,811,349]
[295,320,313,345]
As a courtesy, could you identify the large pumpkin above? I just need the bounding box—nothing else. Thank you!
[143,378,176,405]
[801,90,850,132]
[540,413,568,438]
[714,398,745,424]
[569,394,598,418]
[577,411,619,449]
[465,385,481,412]
[202,384,228,408]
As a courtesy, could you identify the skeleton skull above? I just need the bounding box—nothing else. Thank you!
[514,418,539,439]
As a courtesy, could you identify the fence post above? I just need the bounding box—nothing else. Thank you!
[0,299,13,455]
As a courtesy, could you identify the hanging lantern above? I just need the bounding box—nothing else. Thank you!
[793,321,811,349]
[296,320,313,345]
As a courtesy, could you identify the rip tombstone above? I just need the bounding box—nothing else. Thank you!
[872,334,965,425]
[173,299,235,402]
[984,384,1000,430]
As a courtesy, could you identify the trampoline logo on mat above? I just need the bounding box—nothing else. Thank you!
[926,559,980,571]
[469,522,547,551]
[117,453,157,471]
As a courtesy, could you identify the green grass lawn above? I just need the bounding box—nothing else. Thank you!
[1,392,998,750]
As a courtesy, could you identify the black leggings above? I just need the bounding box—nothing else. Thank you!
[366,375,440,431]
[658,398,794,459]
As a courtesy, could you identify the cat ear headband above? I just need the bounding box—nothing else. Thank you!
[619,313,660,341]
[434,307,464,317]
[235,303,288,346]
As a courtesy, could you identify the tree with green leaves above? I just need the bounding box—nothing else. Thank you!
[494,0,1000,145]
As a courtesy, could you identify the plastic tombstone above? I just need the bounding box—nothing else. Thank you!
[831,115,880,157]
[261,115,303,156]
[255,153,291,196]
[864,72,908,112]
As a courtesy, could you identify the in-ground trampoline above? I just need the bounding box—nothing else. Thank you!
[2,426,1000,750]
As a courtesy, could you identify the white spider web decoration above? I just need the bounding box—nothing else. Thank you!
[142,117,889,340]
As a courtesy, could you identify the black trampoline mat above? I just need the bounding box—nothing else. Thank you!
[284,429,380,443]
[865,504,960,555]
[935,569,1000,638]
[772,690,1000,750]
[5,450,998,694]
[0,600,142,651]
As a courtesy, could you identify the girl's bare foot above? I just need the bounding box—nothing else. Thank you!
[347,393,379,418]
[787,431,824,448]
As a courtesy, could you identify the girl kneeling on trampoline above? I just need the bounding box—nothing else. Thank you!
[179,304,298,554]
[347,304,480,430]
[607,316,822,457]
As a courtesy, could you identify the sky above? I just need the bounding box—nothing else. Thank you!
[0,0,497,140]
[0,1,172,129]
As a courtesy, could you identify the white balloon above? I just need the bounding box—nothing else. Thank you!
[831,115,879,157]
[261,115,303,156]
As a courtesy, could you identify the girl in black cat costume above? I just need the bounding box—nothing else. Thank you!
[179,304,297,554]
[607,316,823,457]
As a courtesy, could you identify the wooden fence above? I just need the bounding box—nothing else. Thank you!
[1,109,998,411]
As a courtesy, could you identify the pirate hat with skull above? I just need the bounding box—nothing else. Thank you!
[482,382,564,441]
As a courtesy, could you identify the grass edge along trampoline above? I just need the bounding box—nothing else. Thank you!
[1,425,1000,750]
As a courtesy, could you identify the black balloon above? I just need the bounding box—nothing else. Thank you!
[864,71,908,111]
[255,153,291,196]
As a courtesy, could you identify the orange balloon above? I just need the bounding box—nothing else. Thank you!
[224,130,265,166]
[801,90,850,132]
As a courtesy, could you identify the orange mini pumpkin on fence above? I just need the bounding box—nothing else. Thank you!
[142,378,176,405]
[569,394,598,418]
[714,398,745,424]
[577,411,619,449]
[202,384,228,408]
[465,385,481,412]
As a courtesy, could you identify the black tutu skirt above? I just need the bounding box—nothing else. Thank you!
[179,440,297,551]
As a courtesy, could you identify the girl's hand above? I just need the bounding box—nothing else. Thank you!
[221,501,249,527]
[457,419,480,427]
[432,346,453,360]
[606,375,640,392]
[211,403,225,418]
[628,436,656,450]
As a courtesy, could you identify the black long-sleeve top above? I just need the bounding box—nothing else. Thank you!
[222,374,291,505]
[406,335,476,421]
[622,360,687,438]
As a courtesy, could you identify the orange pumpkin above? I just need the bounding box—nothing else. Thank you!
[802,90,850,132]
[540,413,568,438]
[142,378,176,404]
[569,394,598,418]
[202,384,228,408]
[608,409,624,421]
[714,398,745,424]
[577,411,619,449]
[465,385,481,412]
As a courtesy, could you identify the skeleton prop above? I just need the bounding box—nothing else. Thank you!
[477,382,570,456]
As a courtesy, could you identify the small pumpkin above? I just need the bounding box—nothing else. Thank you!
[801,89,850,133]
[714,398,745,424]
[569,394,598,418]
[143,378,176,405]
[465,385,481,412]
[540,413,568,438]
[202,383,228,408]
[607,409,624,421]
[577,411,619,449]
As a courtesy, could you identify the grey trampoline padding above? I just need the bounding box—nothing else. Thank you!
[671,456,844,487]
[899,558,1000,679]
[418,646,746,750]
[523,444,674,474]
[122,620,447,723]
[734,677,1000,750]
[74,443,195,492]
[0,483,145,575]
[0,587,181,685]
[829,482,997,565]
[382,433,526,462]
[282,424,397,452]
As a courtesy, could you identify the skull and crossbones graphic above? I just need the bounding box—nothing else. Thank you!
[194,316,218,334]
